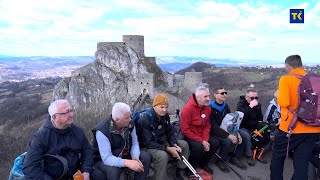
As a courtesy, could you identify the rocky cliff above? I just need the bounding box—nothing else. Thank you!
[52,43,158,125]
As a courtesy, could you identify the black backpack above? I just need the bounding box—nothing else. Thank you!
[172,120,185,140]
[132,108,157,142]
[251,122,271,149]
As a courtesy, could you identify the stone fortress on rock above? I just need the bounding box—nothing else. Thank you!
[53,35,203,123]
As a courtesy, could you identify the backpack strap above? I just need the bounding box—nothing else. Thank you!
[286,74,305,158]
[41,125,69,179]
[287,74,305,133]
[44,154,69,180]
[145,108,157,143]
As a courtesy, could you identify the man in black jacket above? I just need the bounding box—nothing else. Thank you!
[210,88,247,172]
[23,99,93,180]
[137,93,190,180]
[236,87,266,166]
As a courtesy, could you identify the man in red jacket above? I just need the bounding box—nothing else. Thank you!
[181,85,219,175]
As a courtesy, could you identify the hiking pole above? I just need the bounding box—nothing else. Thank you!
[178,152,203,180]
[252,124,269,138]
[214,153,246,180]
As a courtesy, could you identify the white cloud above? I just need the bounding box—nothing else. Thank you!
[0,0,319,62]
[195,1,240,23]
[115,0,172,15]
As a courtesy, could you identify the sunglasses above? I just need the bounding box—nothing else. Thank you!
[248,96,259,100]
[218,92,227,95]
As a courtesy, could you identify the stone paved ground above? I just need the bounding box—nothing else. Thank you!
[210,152,293,180]
[156,116,317,180]
[165,152,294,180]
[165,116,292,180]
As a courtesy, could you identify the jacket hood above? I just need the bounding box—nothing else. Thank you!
[239,95,249,105]
[187,93,202,107]
[109,115,134,134]
[43,116,73,134]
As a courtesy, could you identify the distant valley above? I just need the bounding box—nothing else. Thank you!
[0,56,319,82]
[0,56,93,82]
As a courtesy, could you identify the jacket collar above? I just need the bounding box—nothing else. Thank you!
[289,68,306,75]
[109,115,133,134]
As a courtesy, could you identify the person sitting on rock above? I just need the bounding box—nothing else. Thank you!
[210,87,247,172]
[236,87,268,166]
[23,99,93,180]
[91,102,151,180]
[137,93,190,180]
[181,85,219,175]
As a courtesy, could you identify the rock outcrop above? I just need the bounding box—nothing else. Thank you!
[52,35,202,127]
[52,39,165,125]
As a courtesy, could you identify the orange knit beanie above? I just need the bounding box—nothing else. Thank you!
[152,93,169,107]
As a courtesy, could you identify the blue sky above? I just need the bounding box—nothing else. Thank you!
[0,0,319,63]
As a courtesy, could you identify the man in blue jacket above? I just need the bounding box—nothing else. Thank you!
[23,99,93,180]
[210,87,247,172]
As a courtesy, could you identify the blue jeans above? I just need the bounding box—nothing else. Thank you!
[239,128,253,157]
[270,129,318,180]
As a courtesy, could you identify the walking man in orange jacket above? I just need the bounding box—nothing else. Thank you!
[270,55,320,180]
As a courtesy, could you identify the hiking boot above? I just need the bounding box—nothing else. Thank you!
[175,168,188,180]
[185,168,193,177]
[247,156,256,166]
[216,160,230,173]
[200,164,214,174]
[256,156,268,164]
[185,169,198,180]
[229,157,247,170]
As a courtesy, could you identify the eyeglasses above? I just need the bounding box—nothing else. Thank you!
[55,109,75,115]
[218,92,227,95]
[248,96,259,100]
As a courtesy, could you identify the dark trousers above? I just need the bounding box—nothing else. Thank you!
[186,136,219,169]
[91,150,151,180]
[270,129,319,180]
[214,132,247,161]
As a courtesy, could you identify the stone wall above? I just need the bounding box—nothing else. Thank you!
[183,72,202,92]
[123,35,144,58]
[128,73,154,98]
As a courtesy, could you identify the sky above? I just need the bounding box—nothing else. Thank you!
[0,0,319,63]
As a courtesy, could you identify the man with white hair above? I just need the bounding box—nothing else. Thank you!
[181,85,219,175]
[91,102,151,180]
[23,99,93,180]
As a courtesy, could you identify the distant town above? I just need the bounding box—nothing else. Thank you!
[0,64,83,83]
[0,56,319,83]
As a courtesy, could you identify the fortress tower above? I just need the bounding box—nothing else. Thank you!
[123,35,144,58]
[183,72,203,92]
[128,73,154,98]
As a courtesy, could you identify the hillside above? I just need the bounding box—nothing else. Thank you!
[0,77,61,177]
[175,61,215,74]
